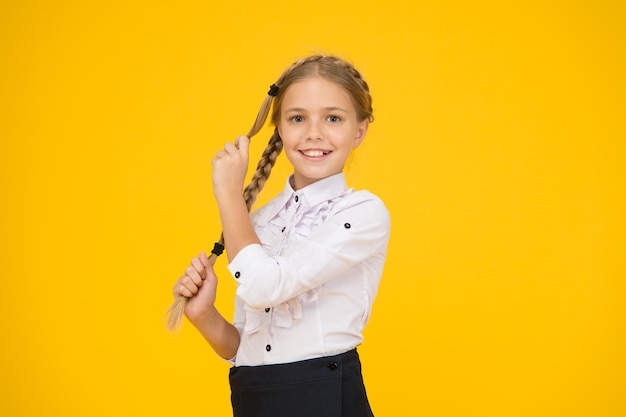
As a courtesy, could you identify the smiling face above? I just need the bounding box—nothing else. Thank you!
[277,77,369,190]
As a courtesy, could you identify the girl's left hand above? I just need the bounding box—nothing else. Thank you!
[211,135,250,197]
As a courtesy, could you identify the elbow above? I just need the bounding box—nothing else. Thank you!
[235,260,282,309]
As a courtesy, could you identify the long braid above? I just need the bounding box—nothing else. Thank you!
[166,54,373,331]
[242,129,283,211]
[166,77,290,331]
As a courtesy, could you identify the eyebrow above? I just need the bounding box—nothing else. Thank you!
[283,106,349,113]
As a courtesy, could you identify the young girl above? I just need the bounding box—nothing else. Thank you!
[172,55,390,417]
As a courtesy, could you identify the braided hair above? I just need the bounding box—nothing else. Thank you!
[166,55,373,330]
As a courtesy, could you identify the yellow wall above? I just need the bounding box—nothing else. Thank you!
[1,1,624,416]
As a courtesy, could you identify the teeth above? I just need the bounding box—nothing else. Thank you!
[302,150,326,157]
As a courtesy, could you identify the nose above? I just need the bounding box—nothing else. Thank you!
[306,119,322,140]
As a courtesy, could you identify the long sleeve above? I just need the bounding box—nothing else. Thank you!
[228,192,390,309]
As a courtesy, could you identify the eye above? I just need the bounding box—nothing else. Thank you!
[290,115,304,123]
[326,115,342,123]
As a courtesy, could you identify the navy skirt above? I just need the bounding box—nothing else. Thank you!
[229,349,374,417]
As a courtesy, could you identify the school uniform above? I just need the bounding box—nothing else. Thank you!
[227,172,391,417]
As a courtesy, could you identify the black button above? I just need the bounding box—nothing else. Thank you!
[295,195,299,202]
[281,227,286,233]
[344,223,351,229]
[328,362,338,370]
[234,271,241,278]
[266,344,272,352]
[265,308,270,313]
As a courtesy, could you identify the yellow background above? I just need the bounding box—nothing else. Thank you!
[1,1,624,416]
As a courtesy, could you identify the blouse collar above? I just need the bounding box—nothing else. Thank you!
[257,173,350,221]
[285,172,349,207]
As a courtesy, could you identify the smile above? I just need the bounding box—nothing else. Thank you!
[300,149,331,158]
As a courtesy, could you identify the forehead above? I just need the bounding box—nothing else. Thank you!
[281,77,353,109]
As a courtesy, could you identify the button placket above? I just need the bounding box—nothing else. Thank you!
[277,197,298,254]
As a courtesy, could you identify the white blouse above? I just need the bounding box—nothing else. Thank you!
[227,172,391,366]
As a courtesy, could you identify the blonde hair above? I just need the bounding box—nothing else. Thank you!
[166,54,373,330]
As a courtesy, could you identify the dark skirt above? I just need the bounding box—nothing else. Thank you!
[229,348,374,417]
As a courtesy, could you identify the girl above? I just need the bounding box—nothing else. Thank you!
[172,55,390,417]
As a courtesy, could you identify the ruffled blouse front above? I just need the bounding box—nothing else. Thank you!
[228,172,390,366]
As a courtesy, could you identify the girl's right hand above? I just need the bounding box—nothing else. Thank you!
[211,135,250,198]
[173,251,218,323]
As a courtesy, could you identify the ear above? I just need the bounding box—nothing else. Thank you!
[352,119,369,149]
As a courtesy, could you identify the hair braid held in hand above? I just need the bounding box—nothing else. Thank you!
[166,54,374,331]
[242,129,283,211]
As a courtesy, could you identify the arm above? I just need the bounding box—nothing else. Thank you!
[189,305,240,360]
[174,251,240,360]
[170,136,255,358]
[228,192,391,308]
[211,136,261,262]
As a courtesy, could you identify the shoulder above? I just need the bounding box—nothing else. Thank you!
[332,189,390,225]
[335,189,388,211]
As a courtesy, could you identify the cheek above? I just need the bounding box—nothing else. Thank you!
[283,148,300,167]
[277,125,301,144]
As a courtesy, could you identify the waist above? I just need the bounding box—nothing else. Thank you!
[229,348,361,388]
